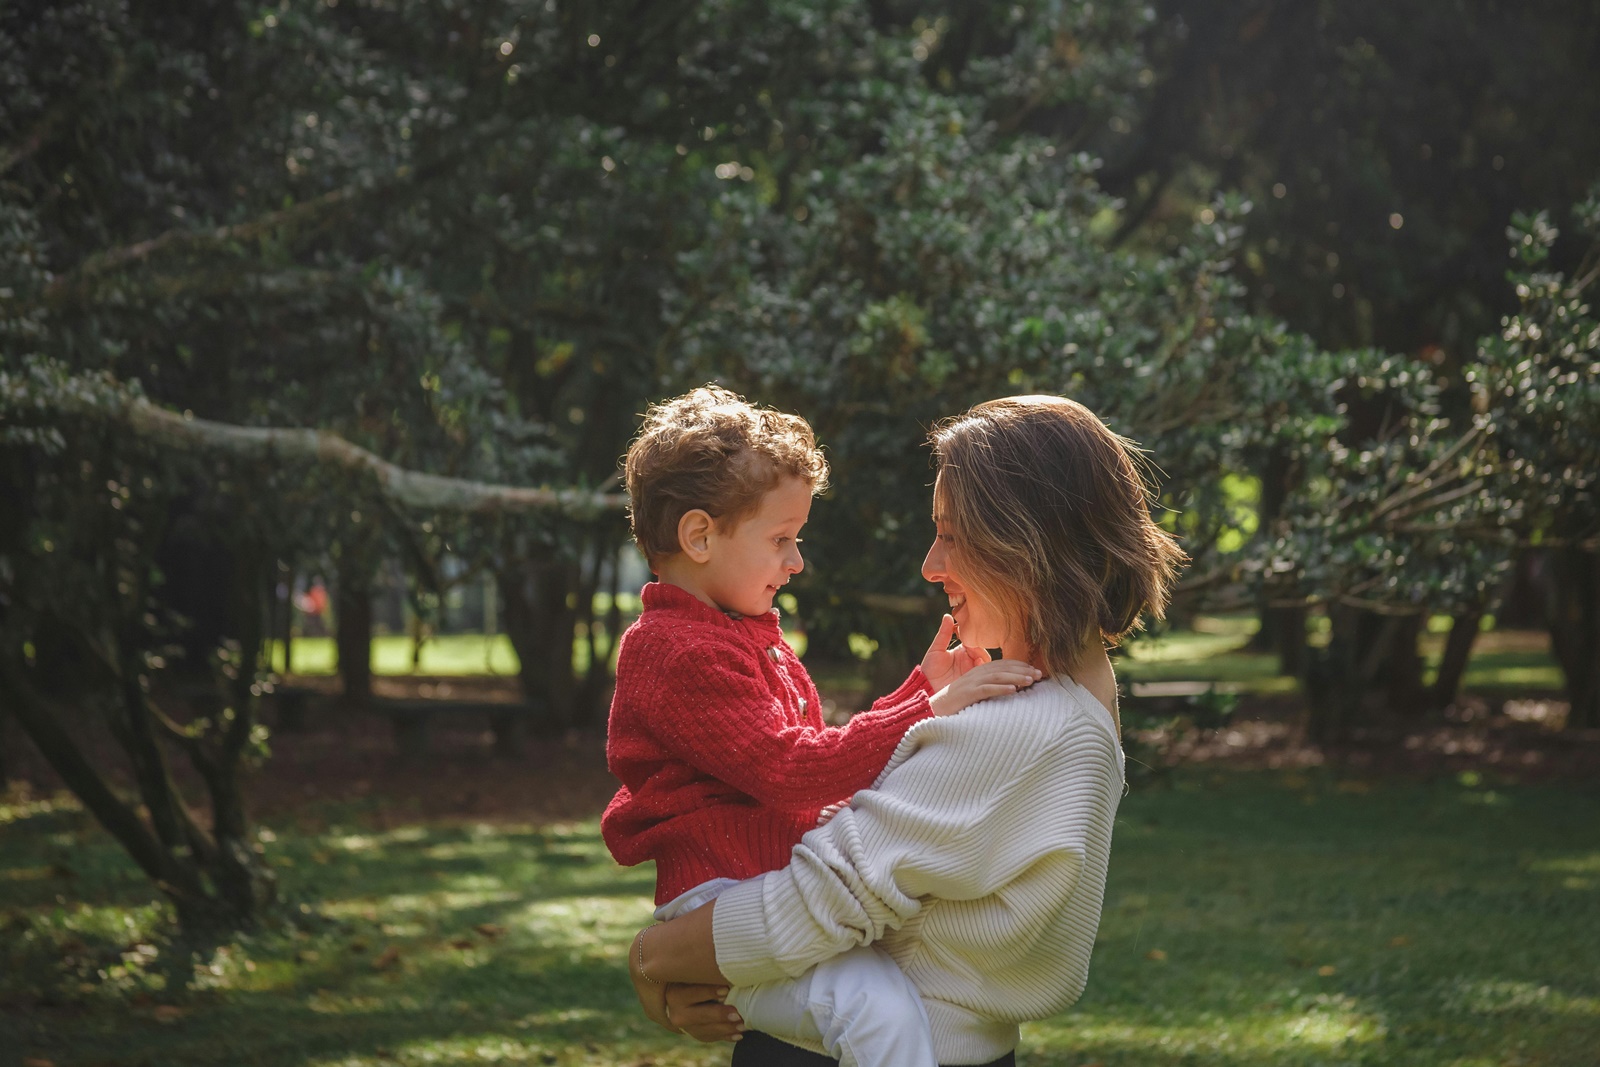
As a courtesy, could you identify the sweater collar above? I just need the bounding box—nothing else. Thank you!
[640,580,785,636]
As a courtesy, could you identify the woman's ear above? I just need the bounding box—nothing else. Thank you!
[677,509,715,563]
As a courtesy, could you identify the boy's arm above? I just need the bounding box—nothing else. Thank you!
[648,641,932,810]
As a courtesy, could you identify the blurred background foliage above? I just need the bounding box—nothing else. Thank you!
[1,0,1598,933]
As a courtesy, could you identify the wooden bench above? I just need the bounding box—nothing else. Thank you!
[369,697,545,758]
[269,685,547,757]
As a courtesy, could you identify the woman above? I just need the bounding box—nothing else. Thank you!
[629,395,1188,1066]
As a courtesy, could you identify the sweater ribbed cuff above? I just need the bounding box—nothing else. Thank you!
[875,666,933,709]
[710,875,795,987]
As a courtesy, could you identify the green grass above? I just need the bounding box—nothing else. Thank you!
[4,771,1597,1066]
[270,635,524,677]
[1118,616,1564,697]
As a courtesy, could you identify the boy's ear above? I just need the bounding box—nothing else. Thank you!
[677,509,715,563]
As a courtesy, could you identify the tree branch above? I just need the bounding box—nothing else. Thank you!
[57,396,629,516]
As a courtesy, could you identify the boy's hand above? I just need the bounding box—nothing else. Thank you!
[817,800,849,826]
[928,659,1042,716]
[920,613,992,691]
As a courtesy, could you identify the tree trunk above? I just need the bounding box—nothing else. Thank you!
[499,554,579,736]
[574,537,625,733]
[1,646,268,938]
[1543,548,1600,730]
[1378,613,1427,720]
[336,558,373,708]
[1249,447,1303,675]
[1429,610,1483,710]
[1258,605,1308,677]
[1303,606,1426,741]
[1303,605,1361,744]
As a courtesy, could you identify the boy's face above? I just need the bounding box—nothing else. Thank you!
[701,476,813,617]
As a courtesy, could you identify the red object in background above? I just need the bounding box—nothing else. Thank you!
[295,582,328,618]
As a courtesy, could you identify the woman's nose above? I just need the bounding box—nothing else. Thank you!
[921,539,944,582]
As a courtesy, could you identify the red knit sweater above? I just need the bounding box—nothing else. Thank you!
[602,582,936,904]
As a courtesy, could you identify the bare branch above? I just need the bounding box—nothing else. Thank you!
[112,398,628,516]
[44,184,364,302]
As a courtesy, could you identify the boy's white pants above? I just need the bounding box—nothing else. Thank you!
[657,878,937,1067]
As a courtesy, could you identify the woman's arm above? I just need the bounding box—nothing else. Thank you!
[630,902,745,1042]
[635,900,727,986]
[714,708,1112,986]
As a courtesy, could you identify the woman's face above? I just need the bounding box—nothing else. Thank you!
[921,493,1012,652]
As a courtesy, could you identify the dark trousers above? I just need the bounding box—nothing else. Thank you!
[730,1029,1017,1067]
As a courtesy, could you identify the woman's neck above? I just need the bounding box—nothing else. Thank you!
[1037,643,1120,736]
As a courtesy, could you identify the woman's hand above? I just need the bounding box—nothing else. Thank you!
[664,983,745,1043]
[920,613,992,691]
[928,658,1042,716]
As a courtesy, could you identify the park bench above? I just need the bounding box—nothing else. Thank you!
[368,697,544,758]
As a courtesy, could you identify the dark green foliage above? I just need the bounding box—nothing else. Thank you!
[3,0,1600,931]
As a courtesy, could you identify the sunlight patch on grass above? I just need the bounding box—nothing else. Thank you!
[1438,978,1600,1017]
[1124,629,1253,663]
[321,888,520,921]
[1027,997,1386,1058]
[0,788,81,826]
[424,838,518,861]
[1528,852,1600,875]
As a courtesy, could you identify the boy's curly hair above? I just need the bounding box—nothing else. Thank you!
[624,385,829,565]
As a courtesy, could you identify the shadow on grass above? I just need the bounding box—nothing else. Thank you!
[4,772,1599,1066]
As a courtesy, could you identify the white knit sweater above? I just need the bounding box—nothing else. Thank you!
[711,674,1125,1065]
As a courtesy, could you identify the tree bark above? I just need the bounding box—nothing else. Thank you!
[1543,548,1600,730]
[0,655,213,915]
[107,400,624,516]
[499,556,579,736]
[336,559,373,708]
[1429,610,1483,710]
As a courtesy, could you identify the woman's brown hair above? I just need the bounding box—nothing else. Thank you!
[930,395,1188,677]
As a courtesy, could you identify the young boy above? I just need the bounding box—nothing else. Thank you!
[602,386,1038,1066]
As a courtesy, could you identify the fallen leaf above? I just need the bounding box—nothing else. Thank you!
[1317,965,1337,976]
[450,937,475,950]
[152,1004,188,1023]
[373,945,402,971]
[1144,949,1167,961]
[23,1058,56,1067]
[474,923,505,939]
[1388,935,1412,947]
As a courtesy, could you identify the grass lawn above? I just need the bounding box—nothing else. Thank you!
[4,769,1597,1066]
[1118,616,1564,696]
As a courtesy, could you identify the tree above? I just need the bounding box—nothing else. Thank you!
[1466,194,1600,727]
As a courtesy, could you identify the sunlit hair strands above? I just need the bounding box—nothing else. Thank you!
[624,385,829,566]
[930,395,1189,677]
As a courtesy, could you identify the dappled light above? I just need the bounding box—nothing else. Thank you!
[5,769,1597,1064]
[4,0,1599,1064]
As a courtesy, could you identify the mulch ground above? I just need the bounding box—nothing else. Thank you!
[4,675,1598,831]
